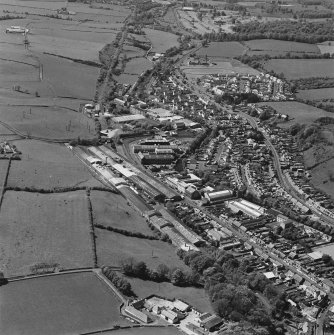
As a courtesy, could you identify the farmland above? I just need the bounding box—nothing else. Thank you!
[0,272,129,335]
[297,88,334,101]
[317,41,334,54]
[95,229,188,270]
[257,101,334,126]
[90,190,154,236]
[196,42,246,59]
[144,28,179,53]
[0,190,93,276]
[7,140,101,189]
[244,39,320,57]
[125,277,213,313]
[263,59,334,80]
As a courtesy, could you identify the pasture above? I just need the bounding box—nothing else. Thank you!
[244,39,320,57]
[90,190,154,236]
[124,58,152,75]
[317,41,334,54]
[144,28,179,53]
[7,140,101,189]
[196,42,246,59]
[263,59,334,79]
[182,59,259,78]
[125,277,213,313]
[0,104,95,139]
[0,190,93,276]
[0,272,128,335]
[297,88,334,101]
[257,101,334,126]
[95,229,187,270]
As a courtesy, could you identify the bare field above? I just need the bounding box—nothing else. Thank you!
[0,104,95,139]
[257,101,334,126]
[182,59,259,78]
[96,230,187,270]
[197,42,246,59]
[7,140,101,189]
[125,277,213,313]
[263,59,334,80]
[144,28,179,53]
[0,272,129,335]
[90,190,154,236]
[0,190,93,276]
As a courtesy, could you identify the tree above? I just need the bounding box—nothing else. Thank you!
[133,261,149,279]
[171,269,185,286]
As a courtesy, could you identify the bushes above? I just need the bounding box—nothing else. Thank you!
[102,267,134,296]
[94,223,160,241]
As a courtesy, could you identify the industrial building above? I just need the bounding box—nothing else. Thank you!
[225,199,266,218]
[139,138,170,145]
[204,189,233,203]
[133,145,177,153]
[138,153,174,165]
[112,114,146,123]
[128,175,165,202]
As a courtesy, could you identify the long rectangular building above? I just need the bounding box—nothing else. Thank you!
[133,145,178,153]
[128,175,165,201]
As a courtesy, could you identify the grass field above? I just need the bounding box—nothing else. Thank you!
[244,39,320,57]
[91,190,154,236]
[96,229,187,270]
[197,42,246,59]
[182,59,259,78]
[7,140,101,189]
[317,41,334,55]
[124,58,152,75]
[263,59,334,80]
[297,88,334,101]
[125,277,213,313]
[144,28,179,53]
[0,272,129,335]
[257,101,334,126]
[0,190,93,276]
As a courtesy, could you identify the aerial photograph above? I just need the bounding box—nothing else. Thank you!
[0,0,333,334]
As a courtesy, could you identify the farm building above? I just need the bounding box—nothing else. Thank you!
[112,114,146,123]
[124,306,151,323]
[204,190,233,202]
[138,153,174,165]
[198,314,223,332]
[160,308,180,324]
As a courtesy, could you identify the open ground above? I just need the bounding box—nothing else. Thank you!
[0,272,130,335]
[197,42,246,59]
[0,190,93,276]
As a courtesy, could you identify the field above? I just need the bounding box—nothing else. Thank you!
[90,190,154,236]
[257,101,334,126]
[244,39,320,57]
[317,41,334,55]
[297,88,334,101]
[0,190,93,276]
[105,327,182,335]
[0,272,129,335]
[263,59,334,80]
[7,140,101,189]
[182,59,260,79]
[196,42,246,59]
[96,229,188,270]
[144,28,179,53]
[124,58,153,75]
[125,277,213,313]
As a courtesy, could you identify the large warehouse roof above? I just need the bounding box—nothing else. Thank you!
[112,114,146,123]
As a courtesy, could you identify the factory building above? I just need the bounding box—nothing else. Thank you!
[133,145,177,153]
[112,114,146,123]
[225,199,265,218]
[204,189,233,202]
[139,138,170,145]
[138,153,174,165]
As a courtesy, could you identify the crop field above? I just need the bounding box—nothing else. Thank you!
[317,41,334,54]
[244,39,320,57]
[0,272,129,335]
[90,191,154,236]
[96,229,187,270]
[0,104,94,139]
[7,140,101,189]
[125,277,213,313]
[0,190,93,276]
[263,59,334,79]
[144,28,179,53]
[297,88,334,101]
[182,59,260,78]
[196,42,246,59]
[257,101,334,126]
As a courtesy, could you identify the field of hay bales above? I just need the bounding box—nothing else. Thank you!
[244,39,320,57]
[263,59,334,79]
[125,277,213,313]
[0,272,129,335]
[96,229,187,270]
[0,190,93,276]
[7,140,101,189]
[144,28,179,53]
[257,101,334,126]
[90,190,154,236]
[196,42,246,59]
